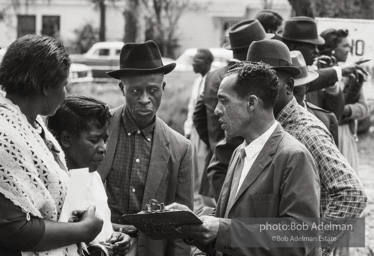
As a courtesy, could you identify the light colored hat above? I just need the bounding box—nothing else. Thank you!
[290,50,319,86]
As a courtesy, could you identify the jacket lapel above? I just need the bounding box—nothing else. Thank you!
[97,105,124,181]
[216,151,240,217]
[141,117,171,207]
[227,124,285,215]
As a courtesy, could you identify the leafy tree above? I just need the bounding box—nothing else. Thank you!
[287,0,374,19]
[288,0,315,17]
[144,0,202,58]
[313,0,374,19]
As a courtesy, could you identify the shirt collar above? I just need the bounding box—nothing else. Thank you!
[122,107,156,137]
[276,97,299,125]
[243,121,278,160]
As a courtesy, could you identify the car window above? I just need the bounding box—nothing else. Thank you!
[115,49,121,56]
[93,48,110,56]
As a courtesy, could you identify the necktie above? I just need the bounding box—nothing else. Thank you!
[224,148,246,218]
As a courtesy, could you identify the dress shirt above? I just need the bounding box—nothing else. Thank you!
[107,107,155,222]
[277,97,367,256]
[236,121,278,196]
[184,74,207,136]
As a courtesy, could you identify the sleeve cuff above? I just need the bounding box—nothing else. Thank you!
[333,66,342,81]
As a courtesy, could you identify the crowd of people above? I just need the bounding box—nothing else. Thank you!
[0,8,370,256]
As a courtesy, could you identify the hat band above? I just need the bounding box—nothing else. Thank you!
[296,66,308,79]
[257,57,291,67]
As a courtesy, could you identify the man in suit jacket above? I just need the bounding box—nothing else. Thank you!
[169,61,320,256]
[98,41,193,256]
[193,19,273,200]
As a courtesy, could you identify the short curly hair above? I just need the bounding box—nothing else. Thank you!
[226,61,279,109]
[0,34,71,96]
[318,29,349,56]
[47,95,111,144]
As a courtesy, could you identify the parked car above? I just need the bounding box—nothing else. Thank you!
[69,63,93,84]
[174,48,233,72]
[69,41,124,78]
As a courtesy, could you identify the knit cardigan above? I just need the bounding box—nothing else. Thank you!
[0,94,79,256]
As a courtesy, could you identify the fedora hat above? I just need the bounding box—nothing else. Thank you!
[107,40,176,79]
[224,19,274,50]
[290,51,319,86]
[246,40,301,77]
[276,16,325,45]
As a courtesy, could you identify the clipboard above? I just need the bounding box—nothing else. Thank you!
[122,200,202,240]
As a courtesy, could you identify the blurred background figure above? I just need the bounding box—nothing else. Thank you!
[184,48,215,211]
[319,28,369,173]
[255,9,284,33]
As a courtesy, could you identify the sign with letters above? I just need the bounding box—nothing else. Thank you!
[316,17,374,60]
[316,17,374,102]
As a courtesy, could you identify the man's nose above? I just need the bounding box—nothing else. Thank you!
[138,91,151,104]
[97,140,107,155]
[214,102,222,116]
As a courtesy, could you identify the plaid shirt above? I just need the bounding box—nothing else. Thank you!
[106,107,155,223]
[277,98,367,255]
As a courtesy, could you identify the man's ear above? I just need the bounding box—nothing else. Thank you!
[119,82,126,96]
[247,95,259,111]
[60,131,71,149]
[286,77,295,95]
[42,84,48,96]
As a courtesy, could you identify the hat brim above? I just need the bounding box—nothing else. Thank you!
[294,70,319,87]
[224,33,274,50]
[107,63,176,79]
[271,66,302,77]
[276,31,325,45]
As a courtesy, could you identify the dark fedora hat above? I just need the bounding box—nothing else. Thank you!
[224,19,274,50]
[276,16,325,45]
[246,40,301,77]
[107,40,176,79]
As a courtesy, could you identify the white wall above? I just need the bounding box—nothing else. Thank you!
[0,0,124,48]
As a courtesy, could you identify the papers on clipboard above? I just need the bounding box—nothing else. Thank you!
[58,168,90,222]
[122,210,202,240]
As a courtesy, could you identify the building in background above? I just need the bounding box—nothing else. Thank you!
[0,0,291,57]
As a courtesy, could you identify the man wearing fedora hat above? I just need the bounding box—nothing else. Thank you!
[291,50,339,146]
[246,40,366,256]
[97,40,193,256]
[276,16,368,121]
[167,61,320,256]
[193,19,273,200]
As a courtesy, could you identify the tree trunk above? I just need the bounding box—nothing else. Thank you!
[124,0,145,43]
[288,0,314,18]
[99,0,106,41]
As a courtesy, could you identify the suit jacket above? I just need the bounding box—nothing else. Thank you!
[212,124,320,256]
[306,68,344,120]
[306,101,339,146]
[97,105,193,256]
[193,66,243,199]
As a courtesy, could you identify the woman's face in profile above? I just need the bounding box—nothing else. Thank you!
[334,37,350,63]
[41,78,68,116]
